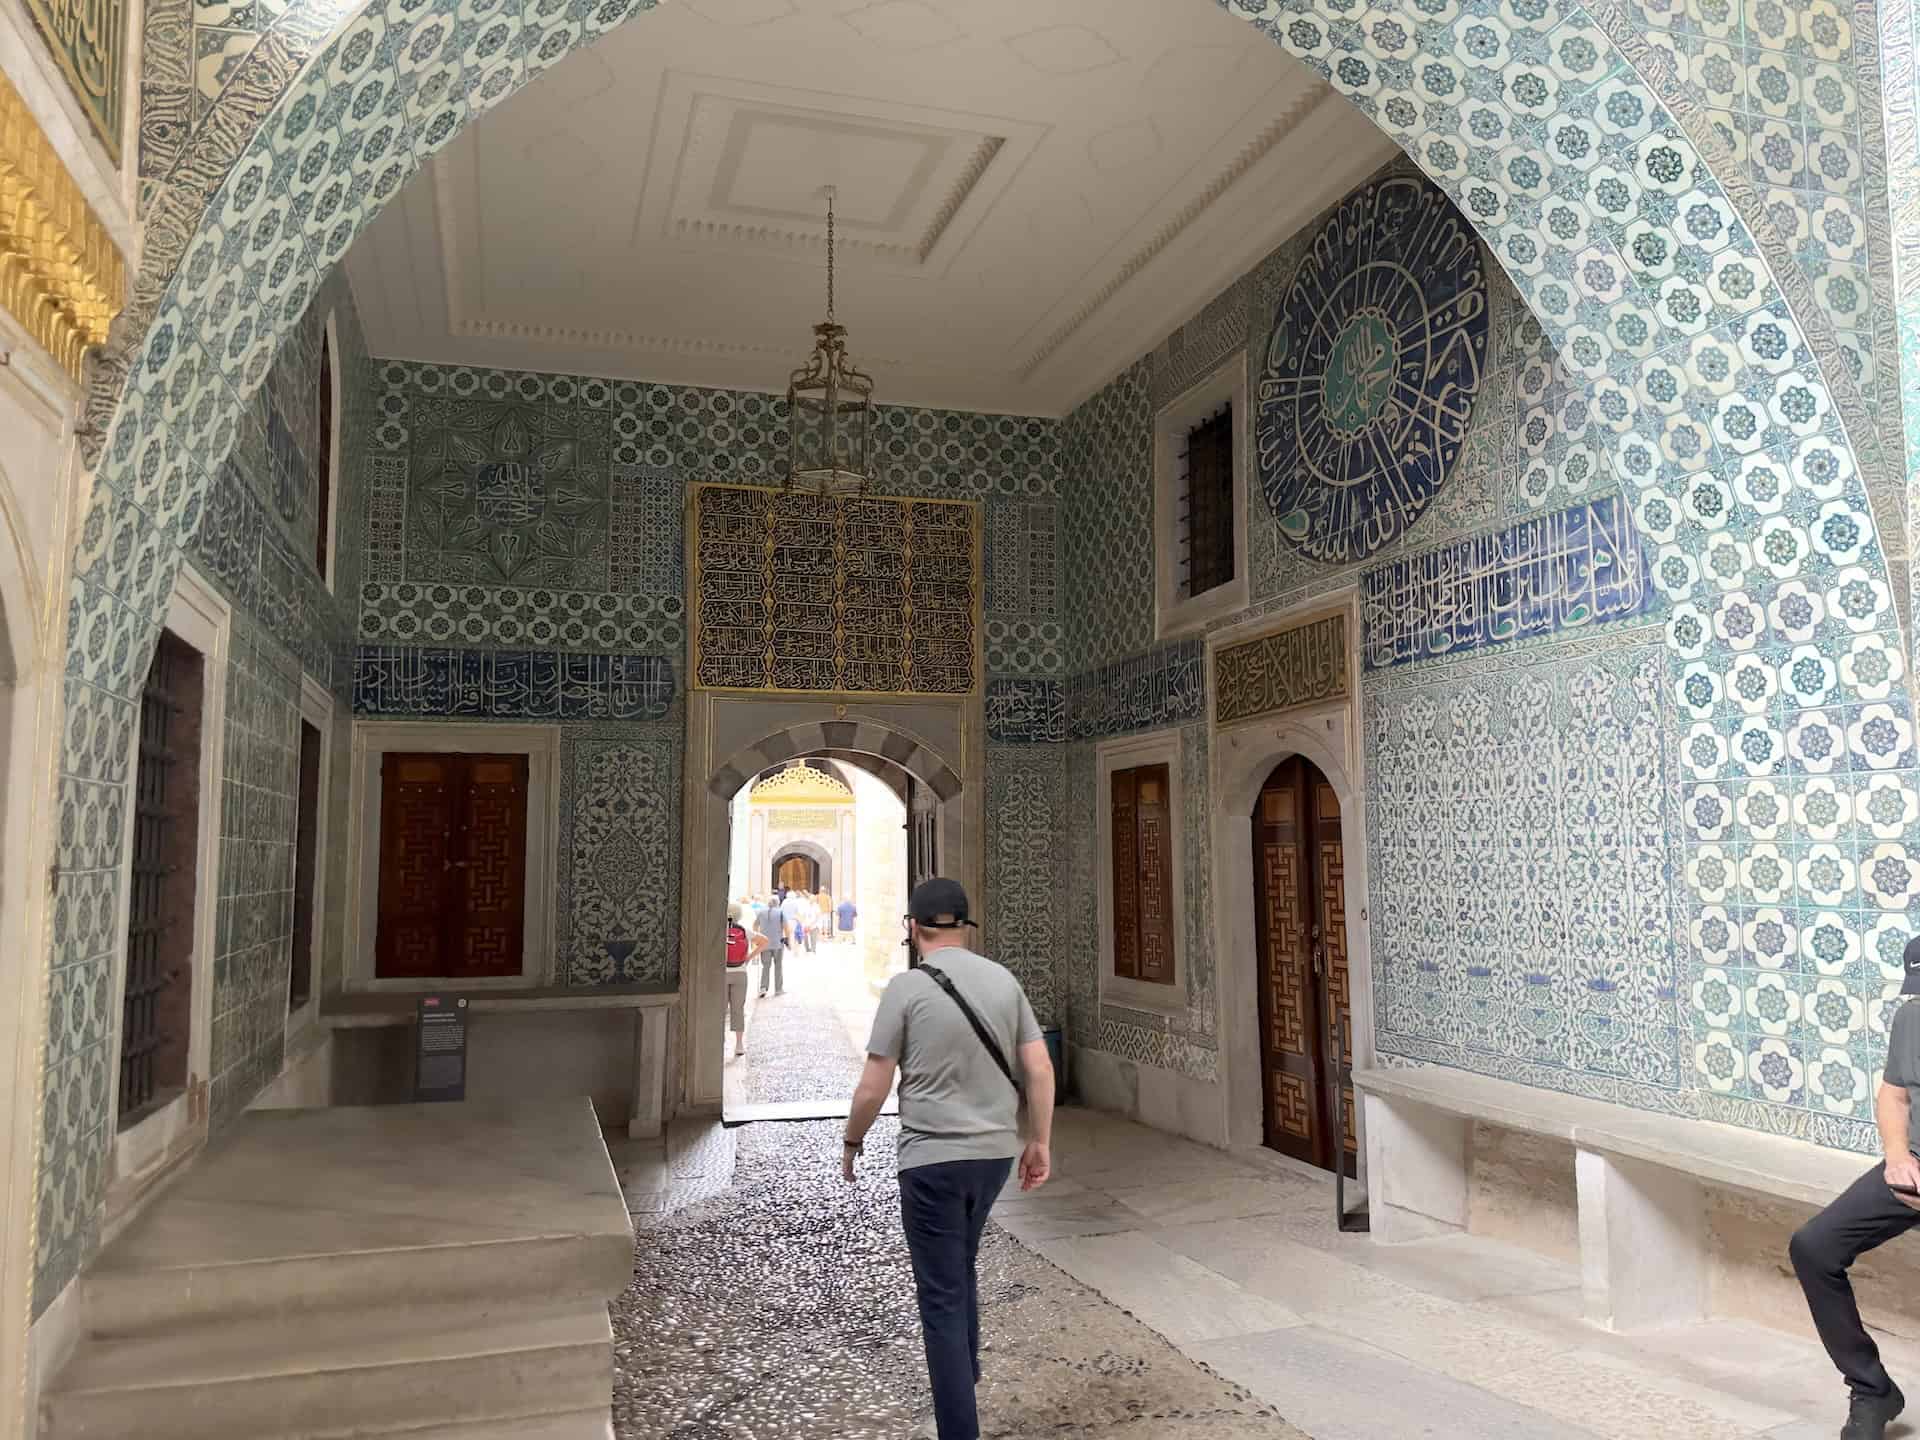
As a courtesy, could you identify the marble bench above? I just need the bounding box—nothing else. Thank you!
[1356,1065,1877,1331]
[322,988,677,1140]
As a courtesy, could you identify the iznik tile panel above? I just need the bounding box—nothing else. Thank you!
[1361,496,1657,670]
[985,678,1066,744]
[352,647,673,721]
[1365,631,1686,1094]
[1256,169,1491,564]
[560,736,679,987]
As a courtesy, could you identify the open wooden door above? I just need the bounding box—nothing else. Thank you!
[1252,756,1353,1174]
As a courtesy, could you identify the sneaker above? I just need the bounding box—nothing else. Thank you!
[1843,1384,1905,1440]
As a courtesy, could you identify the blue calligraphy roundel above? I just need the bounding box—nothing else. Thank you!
[1256,174,1490,565]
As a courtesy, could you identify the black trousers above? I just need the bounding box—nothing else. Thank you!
[1791,1160,1920,1397]
[900,1158,1013,1440]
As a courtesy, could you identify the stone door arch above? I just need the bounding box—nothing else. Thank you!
[33,0,1904,1304]
[683,692,979,1113]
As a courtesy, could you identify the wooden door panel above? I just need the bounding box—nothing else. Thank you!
[457,756,527,978]
[1110,768,1141,981]
[376,753,528,980]
[1254,760,1326,1166]
[1135,766,1175,985]
[377,756,453,978]
[1314,780,1357,1176]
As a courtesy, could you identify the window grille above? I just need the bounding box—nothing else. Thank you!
[121,634,188,1125]
[1178,404,1235,599]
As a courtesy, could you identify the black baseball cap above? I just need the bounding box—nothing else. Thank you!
[1903,936,1920,996]
[908,877,977,929]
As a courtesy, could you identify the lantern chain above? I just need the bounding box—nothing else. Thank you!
[825,187,836,323]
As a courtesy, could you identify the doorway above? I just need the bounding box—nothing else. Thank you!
[774,853,819,893]
[1252,755,1355,1175]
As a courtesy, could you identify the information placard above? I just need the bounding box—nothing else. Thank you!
[414,994,469,1102]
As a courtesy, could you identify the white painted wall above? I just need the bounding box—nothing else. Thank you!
[0,318,95,1439]
[849,768,905,987]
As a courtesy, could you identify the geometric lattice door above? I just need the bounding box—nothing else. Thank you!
[1252,756,1352,1173]
[376,753,529,979]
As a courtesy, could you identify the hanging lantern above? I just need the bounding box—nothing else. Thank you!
[784,187,875,495]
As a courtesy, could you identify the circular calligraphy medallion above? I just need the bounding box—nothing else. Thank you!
[1256,173,1490,564]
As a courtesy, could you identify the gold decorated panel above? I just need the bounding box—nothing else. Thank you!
[0,69,125,382]
[1214,611,1348,726]
[19,0,124,158]
[766,807,840,830]
[690,483,980,697]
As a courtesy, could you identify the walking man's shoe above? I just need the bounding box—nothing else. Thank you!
[1843,1383,1905,1440]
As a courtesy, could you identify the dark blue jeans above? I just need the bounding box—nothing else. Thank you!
[899,1157,1013,1440]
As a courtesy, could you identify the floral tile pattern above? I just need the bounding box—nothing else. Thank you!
[984,743,1067,1026]
[558,732,680,987]
[1366,626,1687,1094]
[44,0,1908,1322]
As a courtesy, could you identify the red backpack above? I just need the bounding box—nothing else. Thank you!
[725,923,750,967]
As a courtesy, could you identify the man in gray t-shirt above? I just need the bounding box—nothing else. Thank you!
[1791,936,1920,1440]
[842,879,1054,1440]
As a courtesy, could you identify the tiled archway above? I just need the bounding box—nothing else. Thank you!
[40,0,1912,1307]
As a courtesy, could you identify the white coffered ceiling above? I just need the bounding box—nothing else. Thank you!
[344,0,1396,416]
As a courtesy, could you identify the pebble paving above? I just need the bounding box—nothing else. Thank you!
[614,955,1311,1440]
[736,948,865,1106]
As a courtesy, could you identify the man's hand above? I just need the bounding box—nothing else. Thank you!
[1887,1151,1920,1210]
[841,1144,859,1183]
[1018,1141,1050,1192]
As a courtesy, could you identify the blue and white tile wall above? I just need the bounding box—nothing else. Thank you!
[1062,134,1909,1157]
[356,360,1065,993]
[50,0,1910,1317]
[39,273,372,1311]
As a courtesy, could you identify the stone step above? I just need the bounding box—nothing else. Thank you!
[80,1100,635,1340]
[41,1299,614,1440]
[386,1409,614,1439]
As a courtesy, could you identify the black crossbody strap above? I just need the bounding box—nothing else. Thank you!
[918,963,1021,1097]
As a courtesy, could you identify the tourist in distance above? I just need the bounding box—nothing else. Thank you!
[723,903,765,1060]
[840,878,1055,1440]
[1791,936,1920,1439]
[837,895,857,940]
[780,886,808,961]
[755,890,787,998]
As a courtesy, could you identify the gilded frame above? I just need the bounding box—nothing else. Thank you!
[685,481,983,701]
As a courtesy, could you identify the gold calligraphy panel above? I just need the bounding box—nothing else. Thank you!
[1214,612,1348,726]
[21,0,125,158]
[690,483,979,697]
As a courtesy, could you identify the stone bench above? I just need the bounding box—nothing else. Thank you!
[321,988,676,1140]
[1357,1065,1878,1331]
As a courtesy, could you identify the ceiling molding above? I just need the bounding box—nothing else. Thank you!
[1018,81,1333,379]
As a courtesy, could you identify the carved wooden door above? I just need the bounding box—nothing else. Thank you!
[377,753,528,979]
[1253,757,1351,1173]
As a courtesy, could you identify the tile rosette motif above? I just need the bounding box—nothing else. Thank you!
[1257,169,1491,563]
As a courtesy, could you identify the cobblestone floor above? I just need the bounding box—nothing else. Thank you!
[612,1119,1310,1439]
[622,941,1305,1438]
[733,943,866,1106]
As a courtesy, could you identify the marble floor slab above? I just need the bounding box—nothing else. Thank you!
[1023,1110,1920,1440]
[1191,1327,1606,1440]
[1034,1231,1305,1343]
